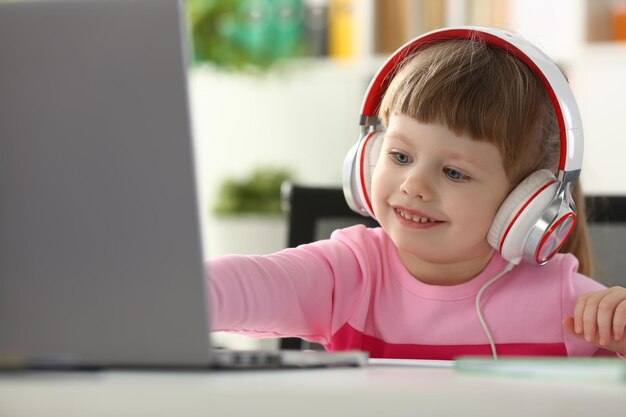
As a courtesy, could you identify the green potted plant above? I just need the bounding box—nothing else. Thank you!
[209,166,294,256]
[213,166,292,215]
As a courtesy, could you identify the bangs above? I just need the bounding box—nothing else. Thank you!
[378,39,556,183]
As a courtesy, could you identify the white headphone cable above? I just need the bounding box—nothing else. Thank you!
[475,262,515,360]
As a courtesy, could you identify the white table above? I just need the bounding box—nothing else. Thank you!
[0,363,624,417]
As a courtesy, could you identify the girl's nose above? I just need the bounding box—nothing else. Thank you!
[400,170,434,201]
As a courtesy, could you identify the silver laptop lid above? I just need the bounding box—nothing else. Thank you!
[0,0,211,367]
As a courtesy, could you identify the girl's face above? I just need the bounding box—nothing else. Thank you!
[371,113,511,285]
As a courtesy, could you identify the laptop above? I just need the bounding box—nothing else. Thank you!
[0,0,366,370]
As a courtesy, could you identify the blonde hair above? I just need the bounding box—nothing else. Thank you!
[378,38,593,276]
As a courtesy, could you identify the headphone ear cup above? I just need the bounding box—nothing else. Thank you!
[343,141,362,214]
[343,130,385,217]
[488,169,559,264]
[360,131,384,215]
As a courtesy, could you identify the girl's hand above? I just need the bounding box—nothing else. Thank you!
[562,286,626,355]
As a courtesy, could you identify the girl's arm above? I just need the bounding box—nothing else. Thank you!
[562,286,626,356]
[207,239,365,346]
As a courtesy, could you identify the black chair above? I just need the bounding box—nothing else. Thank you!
[277,184,626,349]
[585,195,626,287]
[281,183,379,248]
[279,183,378,350]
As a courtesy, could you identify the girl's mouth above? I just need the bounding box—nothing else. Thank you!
[394,208,443,228]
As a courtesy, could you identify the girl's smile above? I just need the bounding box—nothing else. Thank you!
[393,206,443,228]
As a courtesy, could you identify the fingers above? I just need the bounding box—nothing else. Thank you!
[573,287,626,346]
[573,291,602,342]
[597,291,626,344]
[614,299,626,341]
[573,293,587,335]
[582,292,602,342]
[563,315,626,355]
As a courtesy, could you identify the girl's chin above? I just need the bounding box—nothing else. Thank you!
[397,250,455,265]
[393,242,447,262]
[392,239,495,265]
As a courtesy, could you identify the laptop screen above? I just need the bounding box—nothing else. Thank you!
[0,0,212,367]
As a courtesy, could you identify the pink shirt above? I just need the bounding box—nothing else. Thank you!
[209,225,609,359]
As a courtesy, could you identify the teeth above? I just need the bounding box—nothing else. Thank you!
[397,209,435,223]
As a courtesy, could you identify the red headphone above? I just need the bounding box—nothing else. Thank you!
[342,27,584,266]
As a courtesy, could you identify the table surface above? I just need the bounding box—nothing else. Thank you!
[0,363,625,417]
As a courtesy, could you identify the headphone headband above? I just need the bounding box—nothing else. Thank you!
[359,26,583,176]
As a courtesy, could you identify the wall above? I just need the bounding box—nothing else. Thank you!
[576,44,626,196]
[505,0,626,196]
[189,60,377,258]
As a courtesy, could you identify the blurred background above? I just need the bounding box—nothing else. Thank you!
[185,0,626,350]
[186,0,626,260]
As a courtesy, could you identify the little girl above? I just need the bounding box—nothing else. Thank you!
[208,27,626,359]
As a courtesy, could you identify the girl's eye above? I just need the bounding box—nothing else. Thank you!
[444,168,469,182]
[390,152,412,165]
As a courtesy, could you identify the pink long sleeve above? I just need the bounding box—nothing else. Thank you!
[208,237,368,345]
[207,225,612,359]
